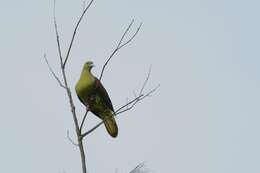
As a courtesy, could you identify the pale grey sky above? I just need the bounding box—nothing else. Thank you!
[1,0,260,173]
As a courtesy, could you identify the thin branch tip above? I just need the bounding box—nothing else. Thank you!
[67,130,79,146]
[130,162,150,173]
[63,0,94,67]
[50,1,95,172]
[99,19,142,80]
[80,110,89,132]
[43,54,66,89]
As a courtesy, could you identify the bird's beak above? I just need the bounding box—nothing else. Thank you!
[91,64,95,68]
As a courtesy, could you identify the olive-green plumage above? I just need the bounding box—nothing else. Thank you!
[75,61,118,137]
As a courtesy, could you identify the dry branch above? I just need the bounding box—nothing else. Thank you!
[43,54,66,89]
[50,1,94,172]
[129,162,150,173]
[99,19,142,81]
[67,130,79,146]
[80,110,89,132]
[63,0,94,68]
[53,0,63,67]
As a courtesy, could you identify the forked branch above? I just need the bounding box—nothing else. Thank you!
[45,1,94,173]
[99,19,143,81]
[44,54,66,89]
[53,0,63,67]
[80,110,89,132]
[63,0,94,68]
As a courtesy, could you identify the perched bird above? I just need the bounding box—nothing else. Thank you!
[75,61,118,137]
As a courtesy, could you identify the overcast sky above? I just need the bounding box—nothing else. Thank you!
[1,0,260,173]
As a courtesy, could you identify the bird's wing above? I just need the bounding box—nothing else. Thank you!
[94,78,114,112]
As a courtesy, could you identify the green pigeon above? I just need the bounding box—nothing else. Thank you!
[75,61,118,137]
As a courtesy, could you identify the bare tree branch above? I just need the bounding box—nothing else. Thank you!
[118,22,142,49]
[117,19,134,47]
[129,162,150,173]
[81,121,102,137]
[53,1,88,172]
[53,0,63,67]
[115,94,144,115]
[116,164,150,173]
[80,110,89,132]
[44,54,66,89]
[116,85,159,115]
[63,0,94,68]
[83,0,86,13]
[67,130,79,146]
[99,20,142,80]
[140,65,151,95]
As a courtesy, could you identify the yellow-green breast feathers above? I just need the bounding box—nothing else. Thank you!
[75,61,118,138]
[75,61,96,104]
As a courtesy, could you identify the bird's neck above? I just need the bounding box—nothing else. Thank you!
[80,69,95,83]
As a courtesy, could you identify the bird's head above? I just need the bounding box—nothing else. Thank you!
[83,61,95,71]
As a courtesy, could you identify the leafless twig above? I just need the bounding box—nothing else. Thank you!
[49,1,94,173]
[140,65,151,95]
[80,110,89,132]
[67,130,79,146]
[115,85,159,115]
[83,0,86,13]
[63,0,94,68]
[53,0,63,67]
[129,162,150,173]
[99,19,142,80]
[44,54,66,89]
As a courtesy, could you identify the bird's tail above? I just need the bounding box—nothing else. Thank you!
[103,110,118,138]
